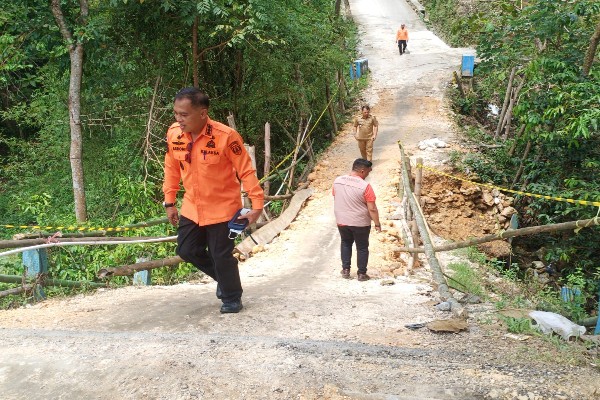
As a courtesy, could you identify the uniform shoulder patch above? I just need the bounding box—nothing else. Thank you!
[229,141,243,156]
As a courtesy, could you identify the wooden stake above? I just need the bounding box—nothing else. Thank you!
[264,122,271,197]
[495,67,516,139]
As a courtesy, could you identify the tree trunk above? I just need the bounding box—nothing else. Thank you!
[520,145,542,191]
[511,140,532,188]
[287,118,305,192]
[50,0,88,222]
[192,16,199,87]
[583,19,600,77]
[325,83,338,139]
[507,124,526,157]
[336,70,346,112]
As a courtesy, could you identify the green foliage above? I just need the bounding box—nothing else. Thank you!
[500,316,534,334]
[447,262,486,297]
[431,0,600,312]
[0,0,360,307]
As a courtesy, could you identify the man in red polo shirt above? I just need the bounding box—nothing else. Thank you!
[332,159,382,281]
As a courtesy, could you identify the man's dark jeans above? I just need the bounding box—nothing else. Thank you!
[176,216,242,302]
[398,40,407,54]
[338,225,371,274]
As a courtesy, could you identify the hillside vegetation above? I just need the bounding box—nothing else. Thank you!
[422,0,600,311]
[0,0,359,299]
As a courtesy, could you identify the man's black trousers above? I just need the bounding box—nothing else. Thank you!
[398,40,407,54]
[338,225,371,274]
[176,216,242,302]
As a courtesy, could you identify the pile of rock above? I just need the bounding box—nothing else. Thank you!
[476,187,517,230]
[526,260,556,286]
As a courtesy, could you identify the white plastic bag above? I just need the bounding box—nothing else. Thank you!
[529,310,586,341]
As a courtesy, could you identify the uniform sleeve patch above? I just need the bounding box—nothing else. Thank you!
[229,141,243,155]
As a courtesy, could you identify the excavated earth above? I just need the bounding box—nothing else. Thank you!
[1,0,599,399]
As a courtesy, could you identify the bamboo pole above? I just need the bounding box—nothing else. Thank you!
[264,194,294,201]
[398,142,465,317]
[0,274,106,288]
[0,285,32,298]
[12,217,170,240]
[392,217,600,253]
[98,256,183,278]
[415,158,423,204]
[1,235,175,250]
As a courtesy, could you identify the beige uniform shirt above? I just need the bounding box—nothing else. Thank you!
[354,114,378,139]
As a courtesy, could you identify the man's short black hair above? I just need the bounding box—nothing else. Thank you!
[361,105,370,111]
[352,158,372,171]
[175,87,210,108]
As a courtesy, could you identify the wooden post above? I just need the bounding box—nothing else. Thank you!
[264,122,271,197]
[501,78,526,139]
[495,67,516,139]
[243,144,256,211]
[227,112,237,131]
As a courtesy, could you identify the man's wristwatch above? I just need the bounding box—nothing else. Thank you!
[162,201,175,208]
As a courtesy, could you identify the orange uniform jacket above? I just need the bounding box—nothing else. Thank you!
[163,117,264,226]
[396,28,408,41]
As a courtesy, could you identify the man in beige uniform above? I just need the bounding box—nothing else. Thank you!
[353,105,378,162]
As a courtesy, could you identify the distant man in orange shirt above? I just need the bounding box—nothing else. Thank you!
[163,87,264,314]
[396,24,409,55]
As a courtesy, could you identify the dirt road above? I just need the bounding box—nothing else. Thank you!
[1,1,599,399]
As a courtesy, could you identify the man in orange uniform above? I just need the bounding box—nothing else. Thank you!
[396,24,409,55]
[163,87,264,313]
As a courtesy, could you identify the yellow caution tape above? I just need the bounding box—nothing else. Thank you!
[0,225,140,232]
[416,163,600,208]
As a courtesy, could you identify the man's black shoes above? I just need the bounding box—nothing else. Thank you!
[220,299,243,313]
